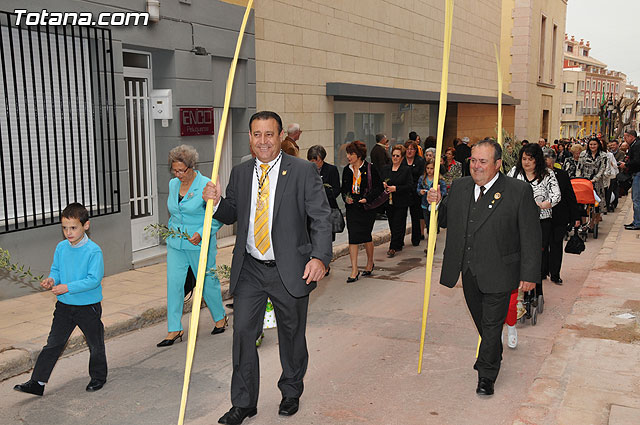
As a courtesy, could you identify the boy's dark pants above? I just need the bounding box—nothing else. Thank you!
[32,301,107,383]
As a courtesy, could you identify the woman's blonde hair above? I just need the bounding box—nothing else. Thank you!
[569,143,584,155]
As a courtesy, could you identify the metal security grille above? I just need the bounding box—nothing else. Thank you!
[125,77,152,219]
[0,11,120,233]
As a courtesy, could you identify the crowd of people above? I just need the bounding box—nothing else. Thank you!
[13,115,640,420]
[335,129,640,358]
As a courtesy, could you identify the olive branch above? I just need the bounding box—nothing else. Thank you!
[0,247,45,291]
[208,264,231,280]
[145,224,231,281]
[144,223,191,240]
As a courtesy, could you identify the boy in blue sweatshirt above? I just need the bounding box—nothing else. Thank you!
[14,203,107,396]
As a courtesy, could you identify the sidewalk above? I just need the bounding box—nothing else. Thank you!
[511,197,640,425]
[0,219,394,381]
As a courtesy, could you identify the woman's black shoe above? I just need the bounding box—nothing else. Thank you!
[362,263,375,276]
[157,331,184,347]
[346,272,360,283]
[212,316,229,335]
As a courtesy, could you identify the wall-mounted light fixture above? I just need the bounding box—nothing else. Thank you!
[147,0,160,23]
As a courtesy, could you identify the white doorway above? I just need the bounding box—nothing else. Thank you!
[124,51,159,252]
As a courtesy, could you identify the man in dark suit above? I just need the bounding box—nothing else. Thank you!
[204,111,332,424]
[370,133,391,176]
[427,139,540,396]
[622,130,640,230]
[454,136,472,164]
[543,149,581,284]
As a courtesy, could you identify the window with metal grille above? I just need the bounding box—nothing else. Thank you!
[0,11,119,233]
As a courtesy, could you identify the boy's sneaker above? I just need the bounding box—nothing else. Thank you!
[14,380,44,396]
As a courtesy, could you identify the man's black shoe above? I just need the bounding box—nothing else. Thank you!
[551,276,563,285]
[86,379,105,392]
[13,380,44,396]
[476,377,494,396]
[278,397,300,416]
[625,224,640,230]
[218,406,257,425]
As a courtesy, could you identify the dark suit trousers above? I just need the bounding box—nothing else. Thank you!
[32,301,107,383]
[537,218,552,296]
[387,204,408,250]
[408,202,422,246]
[607,178,619,209]
[462,272,511,382]
[231,256,309,408]
[544,224,566,280]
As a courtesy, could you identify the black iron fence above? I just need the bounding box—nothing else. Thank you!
[0,11,120,233]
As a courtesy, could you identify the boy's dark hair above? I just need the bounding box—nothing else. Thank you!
[62,203,89,224]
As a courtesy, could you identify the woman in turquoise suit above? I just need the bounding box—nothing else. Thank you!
[157,145,227,347]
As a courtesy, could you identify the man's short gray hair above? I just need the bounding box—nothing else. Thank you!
[287,123,301,134]
[425,147,436,155]
[168,144,199,169]
[472,139,502,162]
[543,147,556,160]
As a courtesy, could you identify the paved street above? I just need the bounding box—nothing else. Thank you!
[0,207,618,425]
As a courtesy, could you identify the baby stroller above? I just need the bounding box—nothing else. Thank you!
[519,288,540,326]
[571,178,598,240]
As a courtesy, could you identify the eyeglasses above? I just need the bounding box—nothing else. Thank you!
[171,167,190,175]
[392,154,402,158]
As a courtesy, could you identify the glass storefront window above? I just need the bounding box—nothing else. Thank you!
[333,101,433,170]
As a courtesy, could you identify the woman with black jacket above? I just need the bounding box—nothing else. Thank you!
[341,140,383,282]
[402,141,426,245]
[380,144,413,257]
[308,145,341,240]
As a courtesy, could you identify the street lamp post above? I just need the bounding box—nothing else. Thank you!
[607,95,615,141]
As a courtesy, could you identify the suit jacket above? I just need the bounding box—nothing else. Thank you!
[439,173,542,293]
[454,143,471,164]
[319,161,341,209]
[612,149,625,164]
[380,164,413,208]
[167,170,223,251]
[370,144,391,176]
[341,160,383,204]
[401,156,425,205]
[626,138,640,175]
[281,136,300,156]
[214,153,333,298]
[551,168,580,227]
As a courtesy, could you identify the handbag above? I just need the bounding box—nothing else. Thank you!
[564,229,585,255]
[329,207,345,233]
[184,266,196,301]
[363,162,390,211]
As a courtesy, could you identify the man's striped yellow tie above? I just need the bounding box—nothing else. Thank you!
[254,164,270,254]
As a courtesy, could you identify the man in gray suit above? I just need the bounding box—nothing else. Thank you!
[428,139,540,396]
[204,111,332,424]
